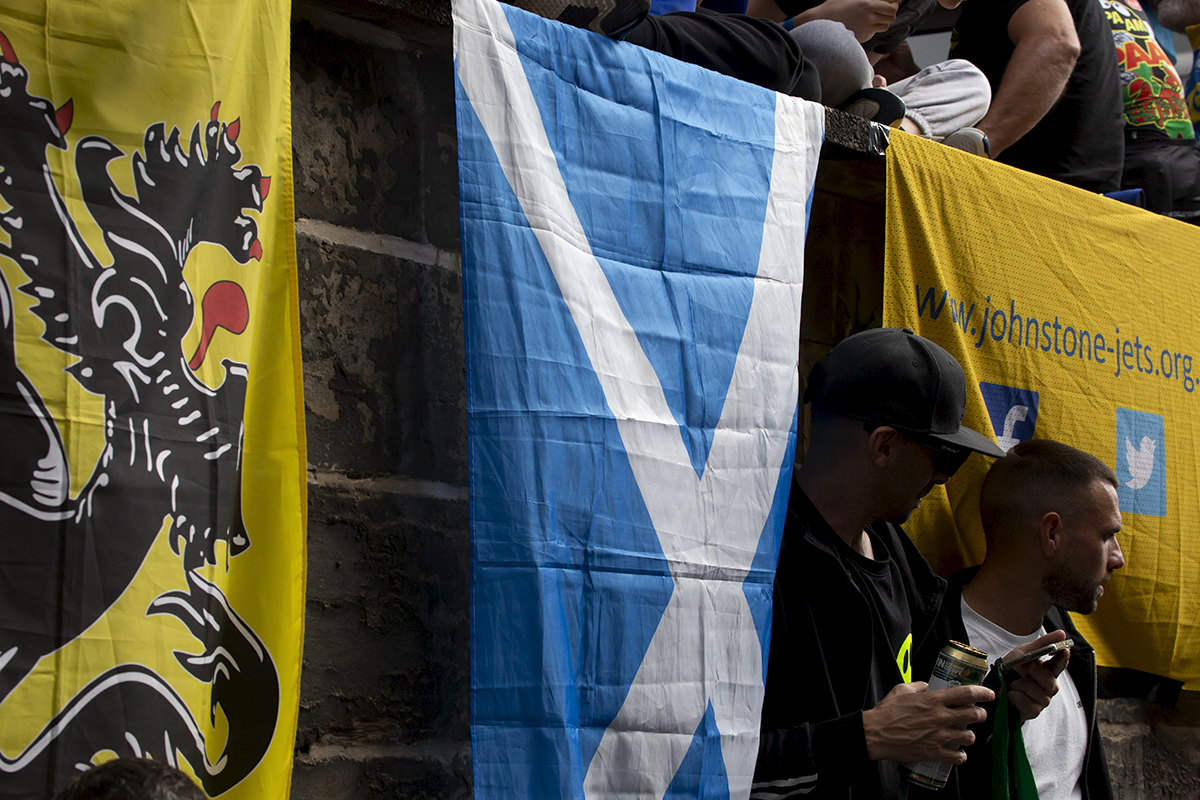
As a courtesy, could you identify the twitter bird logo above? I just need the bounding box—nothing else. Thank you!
[1116,409,1166,517]
[1125,436,1156,490]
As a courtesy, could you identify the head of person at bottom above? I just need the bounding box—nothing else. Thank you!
[54,757,206,800]
[970,438,1125,631]
[799,327,1005,545]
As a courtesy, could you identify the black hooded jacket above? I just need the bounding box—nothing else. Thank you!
[918,567,1115,800]
[753,484,953,798]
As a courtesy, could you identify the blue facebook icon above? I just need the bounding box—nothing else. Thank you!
[1115,408,1166,517]
[979,382,1039,453]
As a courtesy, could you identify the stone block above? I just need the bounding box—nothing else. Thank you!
[292,742,470,800]
[292,11,458,250]
[300,477,469,749]
[298,235,466,484]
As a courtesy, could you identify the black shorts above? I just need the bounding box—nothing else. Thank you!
[1121,132,1200,223]
[623,10,821,100]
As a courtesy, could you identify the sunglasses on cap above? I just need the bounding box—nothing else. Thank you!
[863,422,972,476]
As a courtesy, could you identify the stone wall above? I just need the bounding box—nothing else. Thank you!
[288,1,1200,796]
[292,4,470,797]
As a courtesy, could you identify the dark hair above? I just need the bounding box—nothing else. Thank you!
[54,758,206,800]
[980,439,1118,542]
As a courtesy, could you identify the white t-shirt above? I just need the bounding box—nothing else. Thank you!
[961,597,1088,800]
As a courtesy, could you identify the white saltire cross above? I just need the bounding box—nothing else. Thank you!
[455,1,823,796]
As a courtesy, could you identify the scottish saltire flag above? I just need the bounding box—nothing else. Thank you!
[455,0,824,797]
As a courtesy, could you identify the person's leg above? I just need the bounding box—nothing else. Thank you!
[889,59,991,139]
[623,10,818,99]
[1121,137,1177,215]
[500,0,819,100]
[505,0,651,38]
[1124,136,1200,223]
[787,19,873,108]
[1165,140,1200,223]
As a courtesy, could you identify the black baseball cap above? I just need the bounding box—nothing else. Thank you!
[804,328,1005,459]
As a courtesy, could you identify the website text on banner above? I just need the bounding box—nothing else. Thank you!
[0,2,304,797]
[882,130,1200,691]
[455,0,824,796]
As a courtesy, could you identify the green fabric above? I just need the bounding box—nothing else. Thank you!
[991,667,1040,800]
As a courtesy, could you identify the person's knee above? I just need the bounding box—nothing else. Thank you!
[789,20,869,75]
[790,20,872,107]
[937,59,991,112]
[891,58,991,134]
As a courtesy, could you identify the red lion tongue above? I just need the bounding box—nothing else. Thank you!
[188,281,249,370]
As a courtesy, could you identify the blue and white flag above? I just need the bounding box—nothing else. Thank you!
[455,1,824,797]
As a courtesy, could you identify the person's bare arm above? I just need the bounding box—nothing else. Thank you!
[863,682,995,763]
[974,0,1080,157]
[1145,0,1200,33]
[747,0,899,42]
[747,0,788,21]
[873,39,920,81]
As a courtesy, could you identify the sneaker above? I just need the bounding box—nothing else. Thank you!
[839,88,906,128]
[504,0,649,38]
[941,127,991,158]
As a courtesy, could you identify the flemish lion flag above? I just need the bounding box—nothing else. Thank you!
[0,2,303,797]
[455,0,824,796]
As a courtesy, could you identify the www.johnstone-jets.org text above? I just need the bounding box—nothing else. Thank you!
[915,285,1196,392]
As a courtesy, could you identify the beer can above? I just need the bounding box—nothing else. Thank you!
[902,641,990,790]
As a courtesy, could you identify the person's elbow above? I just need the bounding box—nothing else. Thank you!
[1156,10,1185,29]
[1156,8,1200,31]
[1033,28,1081,75]
[1145,0,1200,32]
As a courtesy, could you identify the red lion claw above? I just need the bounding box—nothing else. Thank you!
[55,101,73,137]
[248,239,263,261]
[0,31,16,64]
[226,118,241,144]
[260,176,271,201]
[210,101,221,122]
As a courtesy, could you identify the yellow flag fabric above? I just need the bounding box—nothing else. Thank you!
[884,131,1200,691]
[0,2,302,797]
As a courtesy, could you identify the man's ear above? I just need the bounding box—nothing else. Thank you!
[1038,511,1063,558]
[867,426,900,467]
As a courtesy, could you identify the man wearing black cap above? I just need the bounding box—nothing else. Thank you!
[751,328,1058,799]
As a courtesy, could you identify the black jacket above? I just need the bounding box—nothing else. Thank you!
[753,484,952,799]
[923,567,1115,800]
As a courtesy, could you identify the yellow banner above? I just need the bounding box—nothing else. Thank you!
[0,1,303,796]
[884,131,1200,690]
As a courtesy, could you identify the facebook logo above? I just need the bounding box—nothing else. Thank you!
[979,382,1039,452]
[1116,408,1166,517]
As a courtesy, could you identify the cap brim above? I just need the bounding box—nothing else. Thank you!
[930,425,1007,459]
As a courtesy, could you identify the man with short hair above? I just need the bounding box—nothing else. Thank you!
[752,328,1057,799]
[54,757,206,800]
[932,439,1123,799]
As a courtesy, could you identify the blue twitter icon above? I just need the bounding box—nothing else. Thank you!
[1116,408,1166,517]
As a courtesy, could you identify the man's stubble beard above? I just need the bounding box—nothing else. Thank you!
[1043,563,1101,615]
